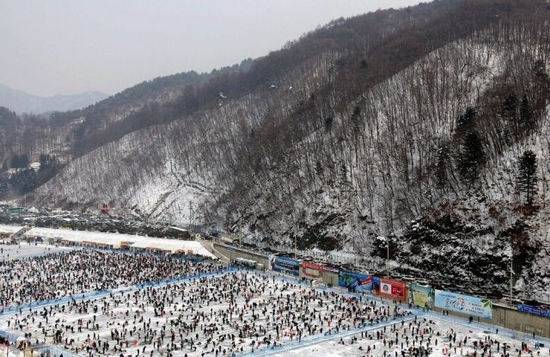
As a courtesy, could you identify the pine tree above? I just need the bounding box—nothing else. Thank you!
[517,150,538,206]
[315,161,323,176]
[503,93,519,139]
[519,95,534,132]
[9,168,36,194]
[340,162,348,183]
[435,144,450,188]
[10,154,29,169]
[503,94,518,114]
[458,130,485,184]
[324,116,333,132]
[351,106,362,132]
[350,106,362,162]
[455,107,477,137]
[532,60,550,110]
[39,154,52,169]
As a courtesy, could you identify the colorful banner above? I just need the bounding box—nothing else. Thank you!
[372,276,380,291]
[338,271,373,292]
[434,290,492,319]
[301,261,325,279]
[378,278,407,301]
[271,256,300,276]
[517,304,550,318]
[409,283,434,309]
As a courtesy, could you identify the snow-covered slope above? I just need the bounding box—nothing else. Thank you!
[19,2,550,300]
[30,53,339,226]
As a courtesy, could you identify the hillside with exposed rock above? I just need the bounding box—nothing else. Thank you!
[1,0,549,301]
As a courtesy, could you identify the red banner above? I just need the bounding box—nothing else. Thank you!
[301,261,325,278]
[378,278,407,301]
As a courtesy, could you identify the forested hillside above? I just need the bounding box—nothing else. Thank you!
[1,0,549,300]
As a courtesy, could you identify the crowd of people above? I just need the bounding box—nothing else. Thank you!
[318,315,548,357]
[2,271,410,356]
[0,246,546,357]
[0,250,222,309]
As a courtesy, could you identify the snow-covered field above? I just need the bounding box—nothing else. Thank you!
[0,270,410,356]
[0,268,547,356]
[278,315,548,357]
[0,249,221,311]
[0,245,547,357]
[0,242,74,262]
[0,224,216,258]
[0,224,22,234]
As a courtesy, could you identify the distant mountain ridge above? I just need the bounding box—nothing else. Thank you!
[0,83,108,114]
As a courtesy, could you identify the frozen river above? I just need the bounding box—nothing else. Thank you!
[0,242,74,262]
[0,246,547,356]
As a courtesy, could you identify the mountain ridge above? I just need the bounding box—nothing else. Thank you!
[0,83,108,114]
[1,0,549,301]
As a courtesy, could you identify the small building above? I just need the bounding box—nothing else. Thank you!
[7,207,25,215]
[119,241,133,250]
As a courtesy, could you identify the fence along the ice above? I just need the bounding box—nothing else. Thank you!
[0,267,235,317]
[0,328,76,357]
[214,242,550,337]
[0,268,241,356]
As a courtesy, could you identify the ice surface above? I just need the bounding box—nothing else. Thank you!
[0,225,216,259]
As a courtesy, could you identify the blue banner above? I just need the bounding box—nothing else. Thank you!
[434,290,492,318]
[517,304,550,318]
[271,256,300,276]
[338,271,374,292]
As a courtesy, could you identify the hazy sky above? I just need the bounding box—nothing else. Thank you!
[1,0,422,97]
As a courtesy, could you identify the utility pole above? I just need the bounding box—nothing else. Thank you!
[380,236,390,276]
[508,244,514,299]
[386,241,390,276]
[509,252,513,299]
[294,236,297,259]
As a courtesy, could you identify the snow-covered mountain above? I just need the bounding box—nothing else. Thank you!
[0,83,108,114]
[2,0,550,301]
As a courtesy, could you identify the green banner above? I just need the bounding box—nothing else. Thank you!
[410,283,434,309]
